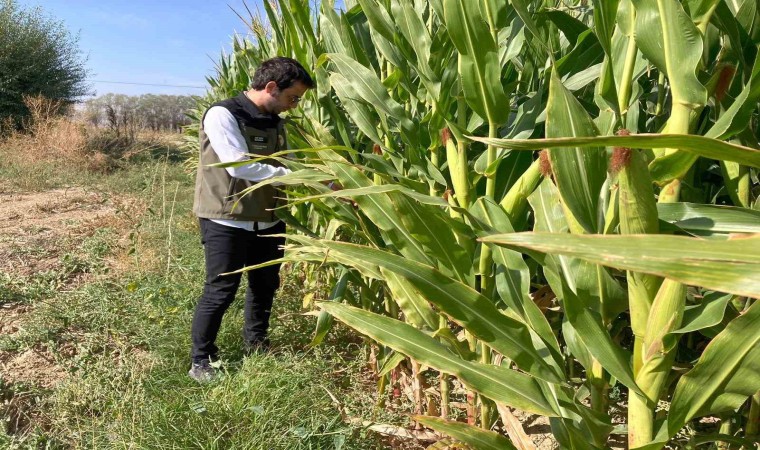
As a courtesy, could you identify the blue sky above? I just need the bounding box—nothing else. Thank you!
[19,0,269,97]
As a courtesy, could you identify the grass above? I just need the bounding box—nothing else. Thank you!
[0,128,412,449]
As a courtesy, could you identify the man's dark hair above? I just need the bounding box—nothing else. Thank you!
[250,57,315,91]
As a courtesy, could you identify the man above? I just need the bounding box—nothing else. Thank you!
[189,57,314,382]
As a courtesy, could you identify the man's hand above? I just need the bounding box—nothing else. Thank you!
[327,181,342,191]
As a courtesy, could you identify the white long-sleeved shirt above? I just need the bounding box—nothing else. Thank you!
[203,106,291,231]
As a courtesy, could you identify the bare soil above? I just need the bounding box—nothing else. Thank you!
[0,187,117,277]
[0,186,138,389]
[1,347,67,389]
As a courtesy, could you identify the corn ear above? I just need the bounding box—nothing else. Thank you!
[615,144,662,338]
[444,129,471,209]
[500,158,541,228]
[615,142,674,448]
[629,278,686,447]
[638,278,686,398]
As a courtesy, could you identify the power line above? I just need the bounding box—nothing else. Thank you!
[88,79,207,89]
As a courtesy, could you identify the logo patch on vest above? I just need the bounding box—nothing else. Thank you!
[253,136,267,143]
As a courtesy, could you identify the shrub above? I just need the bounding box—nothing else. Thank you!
[0,0,90,131]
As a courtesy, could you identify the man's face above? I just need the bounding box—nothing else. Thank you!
[265,81,309,114]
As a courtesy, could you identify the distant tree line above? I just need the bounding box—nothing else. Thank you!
[81,94,195,132]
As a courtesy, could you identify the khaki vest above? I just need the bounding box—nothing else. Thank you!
[192,103,287,222]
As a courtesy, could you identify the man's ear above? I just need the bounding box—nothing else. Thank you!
[264,81,278,94]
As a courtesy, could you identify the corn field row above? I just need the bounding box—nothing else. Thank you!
[186,0,760,448]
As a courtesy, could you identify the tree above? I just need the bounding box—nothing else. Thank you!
[0,0,90,129]
[82,94,195,132]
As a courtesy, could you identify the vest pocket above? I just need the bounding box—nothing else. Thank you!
[244,127,277,156]
[223,177,247,216]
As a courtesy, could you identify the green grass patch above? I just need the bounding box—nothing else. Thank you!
[0,156,404,449]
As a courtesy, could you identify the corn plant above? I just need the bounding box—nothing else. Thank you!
[191,0,760,448]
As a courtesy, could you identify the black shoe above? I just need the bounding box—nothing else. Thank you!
[243,338,271,356]
[188,359,218,382]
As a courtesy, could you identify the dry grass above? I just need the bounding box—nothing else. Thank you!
[2,96,103,172]
[0,95,185,177]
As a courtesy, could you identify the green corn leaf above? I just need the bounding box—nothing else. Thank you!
[367,25,407,69]
[310,269,351,346]
[389,196,476,285]
[443,0,509,124]
[390,0,439,96]
[495,182,635,393]
[561,319,594,375]
[592,0,620,55]
[545,71,607,233]
[319,302,559,416]
[724,0,758,37]
[381,269,439,330]
[556,30,604,79]
[554,271,642,397]
[292,236,566,384]
[527,179,575,309]
[673,292,733,334]
[482,0,510,30]
[277,0,307,63]
[283,181,476,283]
[263,0,286,51]
[469,197,562,359]
[329,73,384,145]
[319,150,433,266]
[666,300,760,436]
[326,53,414,131]
[287,0,317,53]
[429,0,444,23]
[564,63,603,91]
[707,53,760,140]
[470,134,760,170]
[377,350,405,378]
[321,5,366,68]
[415,416,517,450]
[355,0,396,42]
[508,0,544,45]
[657,202,760,236]
[683,0,721,27]
[342,11,379,71]
[285,183,449,209]
[712,1,749,67]
[481,232,760,299]
[310,310,335,347]
[545,10,589,46]
[632,0,707,108]
[526,180,627,324]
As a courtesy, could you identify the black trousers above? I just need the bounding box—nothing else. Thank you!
[190,218,286,362]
